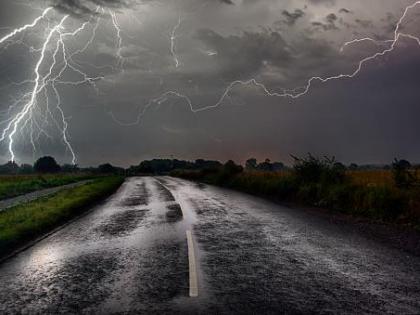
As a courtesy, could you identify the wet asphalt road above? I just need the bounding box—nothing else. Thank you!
[0,176,420,314]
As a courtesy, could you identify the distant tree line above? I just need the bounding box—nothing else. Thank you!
[126,159,222,175]
[1,155,419,187]
[245,158,285,171]
[0,156,125,175]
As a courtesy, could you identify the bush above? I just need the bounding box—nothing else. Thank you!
[292,154,345,186]
[351,186,406,220]
[297,183,320,205]
[34,156,61,173]
[322,184,354,211]
[223,160,243,177]
[392,159,416,189]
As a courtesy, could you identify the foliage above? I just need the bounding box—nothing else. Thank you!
[34,156,61,173]
[245,158,257,170]
[98,163,117,173]
[0,173,94,200]
[245,158,284,172]
[392,159,417,189]
[0,161,20,174]
[127,158,221,175]
[292,154,346,185]
[223,160,244,176]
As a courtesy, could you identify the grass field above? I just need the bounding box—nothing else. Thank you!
[0,176,124,258]
[0,173,95,200]
[238,170,396,187]
[347,170,394,187]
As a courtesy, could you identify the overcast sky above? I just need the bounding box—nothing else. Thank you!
[0,0,419,166]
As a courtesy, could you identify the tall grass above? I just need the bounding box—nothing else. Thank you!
[0,176,124,258]
[347,170,394,187]
[0,173,94,200]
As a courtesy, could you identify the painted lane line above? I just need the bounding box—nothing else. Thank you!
[186,229,198,297]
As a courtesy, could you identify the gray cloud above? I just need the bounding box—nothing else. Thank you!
[51,0,234,17]
[281,9,305,26]
[50,0,134,17]
[339,8,351,14]
[308,0,335,6]
[219,0,234,4]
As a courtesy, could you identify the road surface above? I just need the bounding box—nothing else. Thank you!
[0,176,419,314]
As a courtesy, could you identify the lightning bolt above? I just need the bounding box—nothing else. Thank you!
[110,10,124,68]
[110,0,420,126]
[170,15,182,68]
[0,7,105,163]
[0,7,52,45]
[0,15,69,162]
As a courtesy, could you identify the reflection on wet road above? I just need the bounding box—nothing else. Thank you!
[0,176,420,314]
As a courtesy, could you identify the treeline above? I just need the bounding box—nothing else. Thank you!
[0,157,125,175]
[127,159,222,175]
[125,158,288,175]
[127,157,420,176]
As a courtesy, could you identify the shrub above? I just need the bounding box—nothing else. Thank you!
[392,159,416,189]
[34,156,61,173]
[322,184,354,211]
[297,183,320,205]
[292,154,345,186]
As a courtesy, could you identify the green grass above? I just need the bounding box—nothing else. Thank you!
[0,173,95,200]
[0,176,124,258]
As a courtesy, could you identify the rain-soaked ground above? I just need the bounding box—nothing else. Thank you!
[0,176,419,314]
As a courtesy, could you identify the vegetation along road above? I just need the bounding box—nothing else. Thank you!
[0,176,419,314]
[0,179,93,212]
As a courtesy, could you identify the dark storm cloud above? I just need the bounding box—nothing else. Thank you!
[51,0,234,17]
[311,12,340,31]
[193,26,342,86]
[355,18,373,28]
[281,9,305,26]
[195,29,294,78]
[339,8,351,14]
[308,0,335,6]
[219,0,234,4]
[50,0,134,17]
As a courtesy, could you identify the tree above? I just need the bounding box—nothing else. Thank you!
[272,162,285,171]
[98,163,116,174]
[62,164,79,173]
[0,161,19,174]
[292,154,345,185]
[223,160,243,176]
[392,159,415,189]
[19,164,34,174]
[349,163,358,171]
[34,156,61,173]
[258,159,273,171]
[245,158,257,170]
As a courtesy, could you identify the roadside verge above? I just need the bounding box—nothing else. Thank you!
[0,176,124,261]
